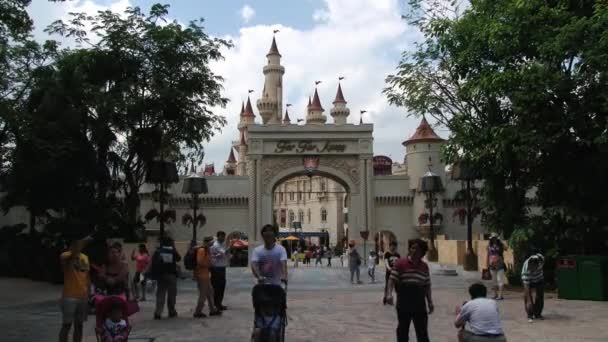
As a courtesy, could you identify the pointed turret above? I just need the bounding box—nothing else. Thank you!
[243,97,255,118]
[223,147,237,175]
[239,101,245,117]
[267,36,281,57]
[257,35,285,124]
[331,83,350,125]
[237,130,248,176]
[402,116,444,146]
[306,88,327,125]
[282,108,291,125]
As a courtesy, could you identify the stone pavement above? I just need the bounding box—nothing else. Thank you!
[2,263,608,341]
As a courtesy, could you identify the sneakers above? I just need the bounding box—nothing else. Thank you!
[219,305,228,311]
[209,310,222,316]
[193,312,207,318]
[535,314,544,320]
[528,318,534,323]
[169,311,178,318]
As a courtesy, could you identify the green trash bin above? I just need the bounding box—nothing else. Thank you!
[577,256,608,301]
[557,256,580,300]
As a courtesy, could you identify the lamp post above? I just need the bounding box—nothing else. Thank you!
[418,166,443,262]
[182,170,208,245]
[451,159,479,270]
[146,160,179,238]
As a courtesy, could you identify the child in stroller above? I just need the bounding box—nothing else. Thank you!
[95,296,132,342]
[251,283,287,342]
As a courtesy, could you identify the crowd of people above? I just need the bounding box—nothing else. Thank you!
[57,227,544,342]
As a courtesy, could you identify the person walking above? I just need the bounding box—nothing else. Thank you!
[383,241,401,305]
[152,236,181,320]
[348,242,362,284]
[305,249,312,266]
[368,251,377,283]
[251,224,288,286]
[59,237,91,342]
[315,248,323,266]
[487,235,505,300]
[385,239,434,342]
[131,244,150,301]
[210,231,229,311]
[326,248,333,267]
[194,236,222,317]
[454,283,507,342]
[521,250,545,322]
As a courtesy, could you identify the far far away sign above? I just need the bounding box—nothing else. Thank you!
[274,140,347,153]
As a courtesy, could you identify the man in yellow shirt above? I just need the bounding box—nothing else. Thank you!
[59,237,90,342]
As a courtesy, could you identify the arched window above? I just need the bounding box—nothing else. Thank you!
[307,209,311,223]
[321,180,326,192]
[288,210,295,226]
[298,210,304,223]
[321,208,327,223]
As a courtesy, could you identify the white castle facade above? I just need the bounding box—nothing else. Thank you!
[1,36,487,258]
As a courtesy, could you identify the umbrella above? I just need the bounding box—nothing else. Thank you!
[284,235,300,241]
[231,239,248,249]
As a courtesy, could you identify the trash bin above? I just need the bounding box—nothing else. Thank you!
[556,257,580,300]
[577,256,608,301]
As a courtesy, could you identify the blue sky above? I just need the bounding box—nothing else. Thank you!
[27,0,444,171]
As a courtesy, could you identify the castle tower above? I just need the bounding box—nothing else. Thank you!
[403,117,446,235]
[282,108,291,125]
[330,83,349,125]
[306,88,327,125]
[237,130,248,176]
[223,147,237,176]
[256,36,285,125]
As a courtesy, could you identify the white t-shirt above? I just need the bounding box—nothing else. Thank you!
[368,256,376,269]
[251,243,288,285]
[457,298,504,336]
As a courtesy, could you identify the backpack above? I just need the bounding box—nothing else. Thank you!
[146,251,162,280]
[184,247,198,271]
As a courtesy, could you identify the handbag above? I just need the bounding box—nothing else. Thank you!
[482,268,492,280]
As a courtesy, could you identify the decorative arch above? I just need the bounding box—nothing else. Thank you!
[267,164,357,195]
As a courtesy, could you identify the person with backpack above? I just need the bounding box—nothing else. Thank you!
[348,241,362,284]
[152,236,181,320]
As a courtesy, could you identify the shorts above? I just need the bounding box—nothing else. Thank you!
[61,298,88,324]
[490,269,505,287]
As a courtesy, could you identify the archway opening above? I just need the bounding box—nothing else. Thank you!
[271,170,350,258]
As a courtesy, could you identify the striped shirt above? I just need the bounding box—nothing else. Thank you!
[391,257,430,313]
[521,254,544,285]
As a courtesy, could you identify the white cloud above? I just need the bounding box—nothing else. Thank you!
[240,4,255,23]
[206,0,428,169]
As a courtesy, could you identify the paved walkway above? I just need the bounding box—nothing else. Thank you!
[2,263,608,341]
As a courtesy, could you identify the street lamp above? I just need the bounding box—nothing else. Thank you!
[418,164,443,262]
[182,170,208,245]
[451,158,480,270]
[146,160,179,238]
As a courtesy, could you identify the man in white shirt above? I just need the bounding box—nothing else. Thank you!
[251,224,288,286]
[455,283,507,342]
[210,230,230,310]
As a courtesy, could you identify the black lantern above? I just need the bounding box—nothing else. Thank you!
[146,160,179,237]
[182,172,208,244]
[418,169,443,261]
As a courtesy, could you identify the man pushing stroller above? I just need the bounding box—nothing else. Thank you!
[251,224,289,342]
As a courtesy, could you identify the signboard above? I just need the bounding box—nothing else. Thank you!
[274,140,347,153]
[373,155,393,176]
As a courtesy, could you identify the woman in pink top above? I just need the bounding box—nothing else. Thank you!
[131,244,150,301]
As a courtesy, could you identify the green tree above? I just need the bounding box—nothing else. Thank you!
[44,4,230,235]
[386,0,608,257]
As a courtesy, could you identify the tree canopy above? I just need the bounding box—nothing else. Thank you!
[386,0,608,256]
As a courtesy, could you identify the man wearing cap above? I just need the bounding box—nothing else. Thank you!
[193,236,222,317]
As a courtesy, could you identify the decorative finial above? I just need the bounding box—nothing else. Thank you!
[286,103,292,107]
[248,89,254,94]
[273,29,280,34]
[315,80,322,86]
[338,76,345,81]
[297,119,304,123]
[359,110,366,124]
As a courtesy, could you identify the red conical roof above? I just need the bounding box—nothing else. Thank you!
[283,109,291,123]
[203,163,215,176]
[402,117,444,145]
[227,147,236,163]
[333,83,346,104]
[267,36,281,56]
[243,96,255,117]
[239,101,245,117]
[307,96,312,108]
[309,88,324,111]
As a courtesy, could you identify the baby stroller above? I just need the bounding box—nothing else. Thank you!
[251,282,287,342]
[95,295,133,342]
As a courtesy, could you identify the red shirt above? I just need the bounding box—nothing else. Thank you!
[390,257,430,313]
